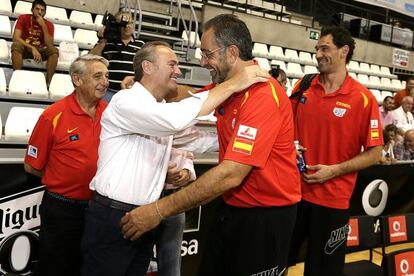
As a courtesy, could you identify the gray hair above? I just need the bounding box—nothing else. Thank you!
[133,41,171,82]
[69,54,109,76]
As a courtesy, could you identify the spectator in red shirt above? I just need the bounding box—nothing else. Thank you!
[394,76,414,108]
[11,0,58,87]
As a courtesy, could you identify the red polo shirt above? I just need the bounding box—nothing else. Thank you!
[15,14,54,48]
[291,74,383,209]
[25,93,107,200]
[202,77,301,208]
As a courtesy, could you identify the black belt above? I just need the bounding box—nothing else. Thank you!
[92,192,138,212]
[46,191,88,206]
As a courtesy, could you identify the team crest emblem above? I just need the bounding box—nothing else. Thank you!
[333,107,346,117]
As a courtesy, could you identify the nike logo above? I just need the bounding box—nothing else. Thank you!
[324,237,346,255]
[324,224,349,255]
[67,127,78,133]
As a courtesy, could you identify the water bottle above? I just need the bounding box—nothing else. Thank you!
[294,140,307,173]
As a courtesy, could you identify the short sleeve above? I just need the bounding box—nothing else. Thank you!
[24,114,54,171]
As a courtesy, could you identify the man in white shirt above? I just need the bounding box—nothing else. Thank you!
[81,41,269,276]
[392,95,414,132]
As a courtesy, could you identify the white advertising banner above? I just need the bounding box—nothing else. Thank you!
[393,48,410,67]
[353,0,414,18]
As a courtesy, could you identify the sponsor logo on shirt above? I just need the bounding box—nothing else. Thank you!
[27,145,38,158]
[237,125,257,140]
[336,101,351,109]
[371,129,380,139]
[371,119,379,129]
[324,224,349,255]
[69,134,79,141]
[67,127,78,133]
[232,138,254,155]
[389,216,407,243]
[333,107,346,117]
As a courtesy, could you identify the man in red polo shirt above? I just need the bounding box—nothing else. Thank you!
[11,0,58,87]
[120,14,300,275]
[24,54,109,276]
[288,26,383,276]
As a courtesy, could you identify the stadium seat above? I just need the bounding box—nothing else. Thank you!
[13,1,31,16]
[49,73,74,100]
[299,51,313,65]
[370,89,383,104]
[391,79,403,90]
[359,62,371,74]
[252,43,269,58]
[181,31,200,48]
[268,46,286,61]
[270,60,286,71]
[8,70,48,99]
[57,41,79,71]
[194,47,201,60]
[349,72,357,80]
[348,61,360,73]
[303,65,318,74]
[0,39,9,63]
[380,66,394,78]
[285,49,300,63]
[54,24,74,44]
[286,62,304,78]
[0,15,11,37]
[380,78,393,90]
[401,80,406,88]
[370,64,381,76]
[0,67,6,94]
[4,106,44,142]
[69,10,95,29]
[45,6,69,25]
[94,14,104,30]
[254,57,270,71]
[369,76,382,90]
[381,91,393,99]
[357,74,370,87]
[0,0,12,16]
[312,53,317,65]
[74,29,98,50]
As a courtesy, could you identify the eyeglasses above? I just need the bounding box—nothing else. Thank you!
[200,46,226,60]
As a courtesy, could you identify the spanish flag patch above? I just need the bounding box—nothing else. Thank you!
[232,138,254,155]
[371,129,379,139]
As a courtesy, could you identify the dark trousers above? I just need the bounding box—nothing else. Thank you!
[288,200,350,276]
[198,201,297,276]
[81,198,154,276]
[36,191,88,276]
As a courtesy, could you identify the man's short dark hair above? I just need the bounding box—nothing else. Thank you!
[32,0,47,10]
[203,14,253,61]
[383,96,394,103]
[321,26,355,63]
[406,76,414,82]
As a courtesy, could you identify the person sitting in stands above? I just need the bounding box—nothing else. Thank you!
[393,129,414,160]
[379,124,398,164]
[391,96,414,132]
[379,96,395,126]
[11,0,58,87]
[394,76,414,108]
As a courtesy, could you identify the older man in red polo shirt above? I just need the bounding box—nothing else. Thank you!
[24,54,109,276]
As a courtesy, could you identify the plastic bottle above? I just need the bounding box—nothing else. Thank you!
[294,140,307,173]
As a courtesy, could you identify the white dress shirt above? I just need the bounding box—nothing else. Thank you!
[392,106,414,132]
[89,82,215,205]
